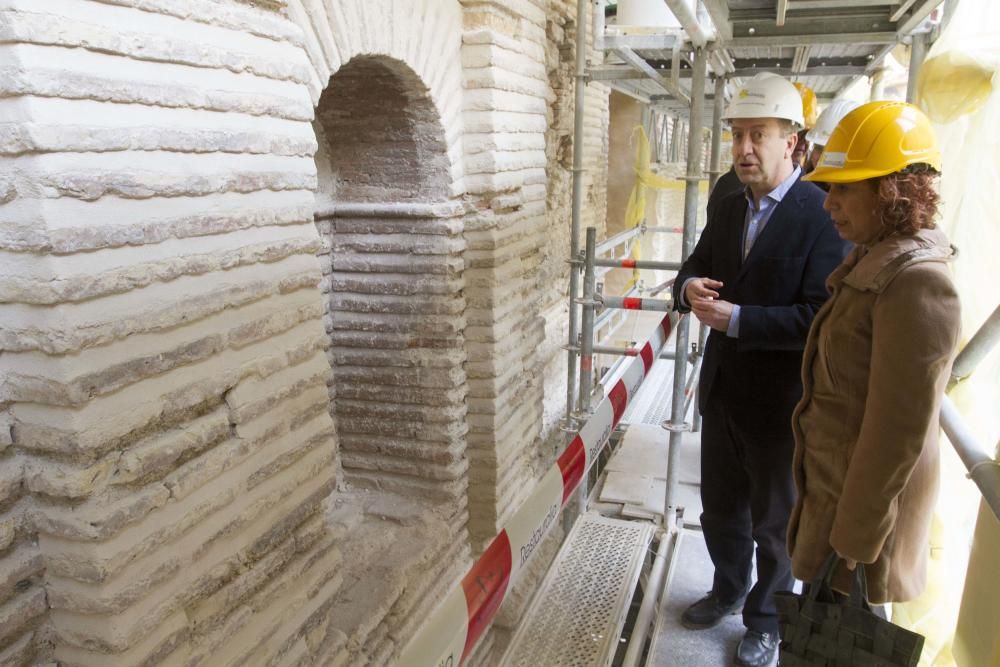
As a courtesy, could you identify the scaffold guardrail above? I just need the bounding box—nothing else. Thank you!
[397,312,682,666]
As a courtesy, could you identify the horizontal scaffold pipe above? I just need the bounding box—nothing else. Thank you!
[601,295,673,312]
[396,313,683,667]
[595,225,645,256]
[594,285,640,331]
[950,303,1000,385]
[593,344,639,357]
[593,258,682,271]
[645,225,685,234]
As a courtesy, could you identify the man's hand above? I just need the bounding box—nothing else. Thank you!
[691,298,735,332]
[684,277,723,306]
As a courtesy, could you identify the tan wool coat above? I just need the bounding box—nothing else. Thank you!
[787,227,961,603]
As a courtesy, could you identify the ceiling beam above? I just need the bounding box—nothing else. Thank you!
[663,0,708,48]
[792,46,810,73]
[791,0,901,7]
[603,33,683,51]
[895,0,941,34]
[836,42,897,99]
[587,67,648,81]
[591,64,869,80]
[732,65,869,77]
[615,46,691,103]
[727,31,897,47]
[864,43,897,74]
[729,14,895,38]
[777,0,789,26]
[890,0,920,22]
[701,0,732,41]
[731,7,890,21]
[732,56,874,69]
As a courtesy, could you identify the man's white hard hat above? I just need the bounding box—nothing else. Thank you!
[724,74,805,129]
[806,98,863,146]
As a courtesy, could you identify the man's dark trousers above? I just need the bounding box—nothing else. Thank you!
[673,177,847,635]
[700,384,796,633]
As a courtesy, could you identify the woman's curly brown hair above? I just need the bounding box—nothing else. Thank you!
[875,164,941,240]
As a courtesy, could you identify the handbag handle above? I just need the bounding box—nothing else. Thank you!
[806,552,841,601]
[848,560,871,610]
[810,552,871,610]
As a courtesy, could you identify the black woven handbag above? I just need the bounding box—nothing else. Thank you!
[775,553,925,666]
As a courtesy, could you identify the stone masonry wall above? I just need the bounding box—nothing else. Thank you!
[460,0,551,547]
[0,0,338,663]
[0,0,610,663]
[458,0,609,549]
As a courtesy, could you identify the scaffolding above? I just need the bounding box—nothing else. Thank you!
[399,2,1000,665]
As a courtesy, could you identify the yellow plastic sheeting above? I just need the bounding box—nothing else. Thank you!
[889,517,954,666]
[917,49,995,123]
[893,2,1000,666]
[916,1,998,123]
[618,125,689,291]
[953,493,1000,667]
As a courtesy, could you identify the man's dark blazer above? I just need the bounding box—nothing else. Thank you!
[673,175,847,414]
[706,166,743,223]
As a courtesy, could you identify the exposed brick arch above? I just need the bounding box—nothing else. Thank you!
[315,56,451,202]
[312,55,469,509]
[287,0,465,197]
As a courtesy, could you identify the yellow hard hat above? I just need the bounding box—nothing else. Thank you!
[794,83,819,128]
[803,101,941,184]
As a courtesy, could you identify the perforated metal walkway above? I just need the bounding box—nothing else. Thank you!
[499,513,653,667]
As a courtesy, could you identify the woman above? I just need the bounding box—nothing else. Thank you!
[787,101,962,604]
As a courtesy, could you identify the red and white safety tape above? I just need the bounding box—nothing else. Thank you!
[397,312,682,666]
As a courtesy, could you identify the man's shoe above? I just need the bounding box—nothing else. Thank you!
[734,629,778,667]
[680,590,746,629]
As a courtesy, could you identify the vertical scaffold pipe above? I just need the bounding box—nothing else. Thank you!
[670,116,681,162]
[579,227,598,414]
[665,46,708,528]
[906,31,928,104]
[708,75,726,193]
[869,67,886,101]
[565,0,588,428]
[572,227,599,519]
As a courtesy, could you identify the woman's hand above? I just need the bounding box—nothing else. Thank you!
[837,552,858,570]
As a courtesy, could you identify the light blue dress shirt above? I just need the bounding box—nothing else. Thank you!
[727,166,801,337]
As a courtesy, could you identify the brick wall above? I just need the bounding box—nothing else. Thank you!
[0,0,610,663]
[0,1,335,662]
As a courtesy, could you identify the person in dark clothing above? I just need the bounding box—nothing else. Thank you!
[674,73,848,667]
[706,165,743,224]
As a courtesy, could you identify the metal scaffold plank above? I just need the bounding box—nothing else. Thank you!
[499,514,653,667]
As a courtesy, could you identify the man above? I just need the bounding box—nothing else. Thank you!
[805,98,862,180]
[709,80,817,218]
[673,74,847,667]
[791,128,810,168]
[706,165,742,224]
